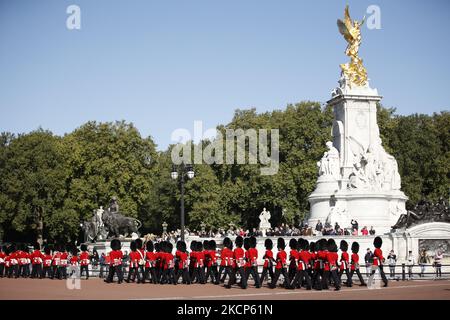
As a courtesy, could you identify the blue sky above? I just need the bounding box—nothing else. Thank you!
[0,0,449,150]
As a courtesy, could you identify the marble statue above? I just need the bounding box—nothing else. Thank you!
[259,208,272,236]
[318,141,340,180]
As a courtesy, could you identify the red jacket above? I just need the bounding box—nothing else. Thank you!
[327,252,339,270]
[263,250,273,268]
[52,252,61,266]
[145,251,156,268]
[31,250,43,265]
[176,250,189,269]
[234,248,245,268]
[109,250,123,266]
[350,253,360,271]
[0,251,6,264]
[248,248,258,267]
[275,250,287,269]
[373,248,383,266]
[43,254,53,267]
[70,255,78,266]
[340,251,349,270]
[297,250,311,270]
[289,249,299,268]
[79,251,90,266]
[165,253,175,269]
[220,248,233,267]
[129,251,141,268]
[60,252,68,266]
[195,251,205,268]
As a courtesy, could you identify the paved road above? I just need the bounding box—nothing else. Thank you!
[1,278,449,300]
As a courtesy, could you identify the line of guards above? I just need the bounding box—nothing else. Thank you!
[0,236,388,290]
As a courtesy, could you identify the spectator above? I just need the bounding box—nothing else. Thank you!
[361,226,369,236]
[334,222,340,233]
[406,251,415,280]
[418,249,430,277]
[99,253,106,278]
[434,250,443,279]
[369,226,376,235]
[364,248,373,278]
[351,219,359,233]
[315,220,323,236]
[343,228,350,236]
[387,250,397,279]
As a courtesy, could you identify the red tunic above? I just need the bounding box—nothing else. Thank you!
[79,251,90,266]
[297,250,311,270]
[165,253,175,269]
[0,251,6,264]
[52,252,61,266]
[326,252,339,271]
[109,250,123,266]
[248,248,258,267]
[289,249,299,269]
[70,255,78,266]
[43,254,53,267]
[195,251,205,268]
[220,248,233,267]
[275,250,287,269]
[60,252,68,266]
[176,250,189,269]
[209,250,217,266]
[145,251,156,268]
[373,248,384,266]
[263,250,273,268]
[129,251,141,268]
[234,247,245,268]
[350,253,360,271]
[31,250,43,265]
[340,251,349,271]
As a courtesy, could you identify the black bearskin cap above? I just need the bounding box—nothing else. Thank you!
[297,238,305,250]
[374,236,382,249]
[196,241,203,251]
[223,237,233,250]
[243,237,250,250]
[209,240,217,251]
[289,238,298,250]
[351,242,360,254]
[303,239,310,251]
[167,242,173,253]
[235,236,243,248]
[309,241,316,252]
[180,241,187,252]
[146,240,154,252]
[317,239,327,251]
[250,236,257,248]
[203,240,209,251]
[33,242,41,250]
[190,241,196,251]
[327,239,338,252]
[80,244,88,252]
[111,239,121,250]
[277,237,286,250]
[154,242,160,252]
[71,246,79,256]
[135,238,143,250]
[176,241,184,251]
[130,240,137,252]
[340,240,348,252]
[44,245,51,255]
[264,238,273,250]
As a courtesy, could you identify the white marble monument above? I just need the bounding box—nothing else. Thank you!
[258,208,272,237]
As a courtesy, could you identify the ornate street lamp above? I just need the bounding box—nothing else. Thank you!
[162,221,168,234]
[171,163,195,242]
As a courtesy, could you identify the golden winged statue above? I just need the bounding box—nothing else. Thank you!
[337,5,367,87]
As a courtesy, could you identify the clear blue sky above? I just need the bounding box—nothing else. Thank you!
[1,0,449,150]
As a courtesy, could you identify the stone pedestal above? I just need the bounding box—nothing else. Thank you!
[308,80,408,234]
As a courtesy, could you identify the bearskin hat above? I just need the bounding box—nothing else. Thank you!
[190,241,197,252]
[316,239,326,251]
[351,242,360,254]
[340,240,349,252]
[154,242,160,252]
[196,241,203,251]
[223,237,233,250]
[176,241,184,251]
[235,236,243,248]
[289,238,298,250]
[135,238,143,250]
[250,236,257,248]
[243,237,250,250]
[167,242,173,253]
[374,236,383,249]
[109,239,120,251]
[33,242,41,250]
[44,245,51,255]
[146,240,154,252]
[296,238,304,250]
[309,241,316,252]
[209,240,217,251]
[180,241,187,252]
[203,240,209,251]
[303,239,310,251]
[327,238,338,252]
[130,240,137,252]
[71,246,79,256]
[264,238,273,250]
[277,237,286,250]
[80,244,88,252]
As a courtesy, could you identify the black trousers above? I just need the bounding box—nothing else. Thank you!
[20,264,30,277]
[349,268,366,285]
[42,266,52,278]
[127,267,143,283]
[175,268,191,284]
[31,264,42,278]
[270,268,290,288]
[192,267,206,284]
[58,266,67,279]
[0,264,5,277]
[144,267,158,283]
[260,266,274,285]
[80,265,89,279]
[218,265,232,283]
[370,265,388,285]
[51,266,59,279]
[246,266,261,287]
[161,268,176,284]
[290,269,312,289]
[206,265,218,284]
[324,270,340,289]
[339,268,352,286]
[227,266,247,288]
[312,268,326,290]
[106,265,123,283]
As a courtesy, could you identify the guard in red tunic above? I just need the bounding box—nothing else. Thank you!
[135,238,146,284]
[50,244,61,279]
[144,240,157,284]
[312,239,328,290]
[269,238,290,289]
[260,239,275,286]
[288,239,299,281]
[59,244,68,280]
[79,244,90,280]
[308,241,316,283]
[188,241,196,282]
[69,246,79,278]
[339,240,352,287]
[154,242,162,283]
[126,240,141,283]
[246,236,261,288]
[8,243,19,278]
[30,243,43,279]
[325,239,341,291]
[218,237,233,284]
[42,246,53,279]
[192,241,206,284]
[370,236,388,287]
[349,241,366,286]
[205,240,218,284]
[105,239,123,284]
[226,236,247,289]
[175,240,191,284]
[290,238,312,290]
[0,245,7,277]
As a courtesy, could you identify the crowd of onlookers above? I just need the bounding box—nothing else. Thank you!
[313,219,376,237]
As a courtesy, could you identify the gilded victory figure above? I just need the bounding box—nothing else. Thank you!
[337,5,368,87]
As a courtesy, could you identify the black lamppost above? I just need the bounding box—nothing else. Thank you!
[171,163,195,242]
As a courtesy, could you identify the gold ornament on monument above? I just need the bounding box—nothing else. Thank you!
[337,5,368,87]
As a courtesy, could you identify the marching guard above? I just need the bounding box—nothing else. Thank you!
[349,241,366,286]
